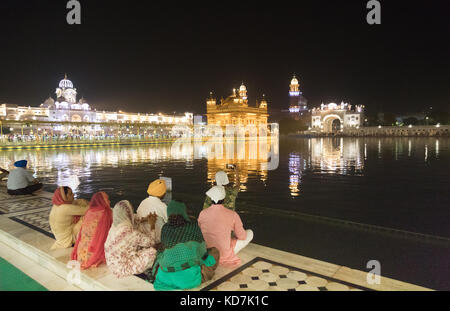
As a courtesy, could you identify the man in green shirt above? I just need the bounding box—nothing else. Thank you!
[203,165,240,211]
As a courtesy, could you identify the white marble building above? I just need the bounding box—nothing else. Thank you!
[311,102,365,133]
[0,75,193,126]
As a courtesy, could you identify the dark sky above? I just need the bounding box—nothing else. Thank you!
[0,0,448,115]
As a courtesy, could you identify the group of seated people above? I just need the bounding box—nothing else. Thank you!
[47,167,253,291]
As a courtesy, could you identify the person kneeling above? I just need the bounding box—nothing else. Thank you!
[151,200,220,291]
[198,186,253,268]
[49,186,89,250]
[105,201,158,278]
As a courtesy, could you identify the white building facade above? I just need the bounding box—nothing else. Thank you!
[311,102,365,133]
[0,75,193,126]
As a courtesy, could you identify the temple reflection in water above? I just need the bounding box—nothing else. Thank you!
[201,139,275,191]
[0,136,279,192]
[0,137,444,199]
[288,138,364,196]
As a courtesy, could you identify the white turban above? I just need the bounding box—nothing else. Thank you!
[215,171,229,186]
[206,186,226,204]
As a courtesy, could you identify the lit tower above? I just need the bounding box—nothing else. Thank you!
[289,75,301,113]
[239,83,248,100]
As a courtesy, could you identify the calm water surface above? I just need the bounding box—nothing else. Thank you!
[1,137,449,289]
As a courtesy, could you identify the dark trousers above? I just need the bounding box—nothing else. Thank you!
[7,183,43,195]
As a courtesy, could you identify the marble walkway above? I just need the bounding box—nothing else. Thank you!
[0,187,431,291]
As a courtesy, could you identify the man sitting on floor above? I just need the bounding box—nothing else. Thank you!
[7,160,43,195]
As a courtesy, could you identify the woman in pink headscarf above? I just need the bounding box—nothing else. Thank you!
[71,192,113,270]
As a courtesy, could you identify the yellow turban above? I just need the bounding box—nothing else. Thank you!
[147,179,167,197]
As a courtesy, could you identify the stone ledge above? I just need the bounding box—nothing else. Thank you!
[0,214,432,291]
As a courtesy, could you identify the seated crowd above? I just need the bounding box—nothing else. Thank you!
[3,160,253,290]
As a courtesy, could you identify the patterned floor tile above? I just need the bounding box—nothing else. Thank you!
[10,209,52,235]
[0,197,51,214]
[201,257,375,292]
[217,281,239,291]
[0,191,34,203]
[305,276,328,287]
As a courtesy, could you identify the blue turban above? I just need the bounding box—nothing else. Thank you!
[14,160,27,168]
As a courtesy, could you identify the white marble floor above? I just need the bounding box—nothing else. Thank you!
[0,189,432,291]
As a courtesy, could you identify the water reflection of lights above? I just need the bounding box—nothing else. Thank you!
[0,136,279,196]
[310,138,364,175]
[0,144,196,192]
[289,153,301,197]
[378,139,382,158]
[205,138,277,191]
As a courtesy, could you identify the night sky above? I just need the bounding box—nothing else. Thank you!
[0,0,448,115]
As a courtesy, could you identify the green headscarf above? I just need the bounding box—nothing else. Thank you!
[150,200,207,277]
[167,200,190,222]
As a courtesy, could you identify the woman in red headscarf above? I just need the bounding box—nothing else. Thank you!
[49,187,89,250]
[71,192,113,270]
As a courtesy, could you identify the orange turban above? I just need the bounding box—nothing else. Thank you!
[147,179,167,197]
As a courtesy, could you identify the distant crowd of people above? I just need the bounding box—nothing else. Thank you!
[2,132,180,144]
[2,161,253,290]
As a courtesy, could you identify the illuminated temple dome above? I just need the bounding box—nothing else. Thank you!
[289,75,300,95]
[239,83,248,99]
[55,74,78,104]
[291,75,299,86]
[58,74,74,89]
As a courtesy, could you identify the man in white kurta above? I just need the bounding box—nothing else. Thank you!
[136,179,168,242]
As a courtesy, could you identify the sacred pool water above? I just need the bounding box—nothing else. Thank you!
[1,137,449,290]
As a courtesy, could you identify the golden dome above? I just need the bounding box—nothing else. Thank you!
[291,75,299,85]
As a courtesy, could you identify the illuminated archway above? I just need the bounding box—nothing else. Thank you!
[322,114,343,133]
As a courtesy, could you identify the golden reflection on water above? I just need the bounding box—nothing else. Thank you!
[203,139,274,191]
[0,137,278,193]
[0,137,445,199]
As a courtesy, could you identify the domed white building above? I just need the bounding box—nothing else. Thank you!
[39,75,96,123]
[0,74,194,130]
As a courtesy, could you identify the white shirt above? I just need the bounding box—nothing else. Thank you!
[7,167,35,190]
[136,196,168,243]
